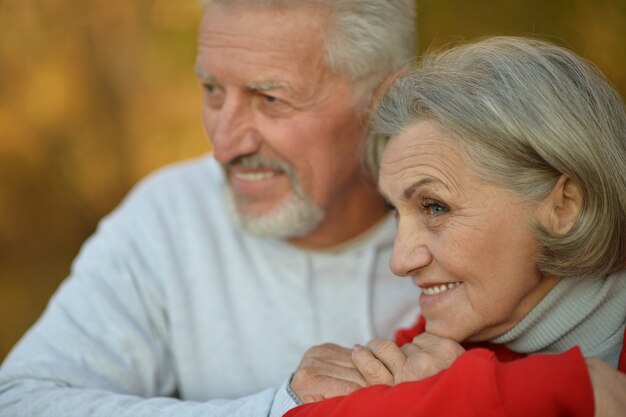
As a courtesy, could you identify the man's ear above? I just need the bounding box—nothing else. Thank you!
[537,175,583,235]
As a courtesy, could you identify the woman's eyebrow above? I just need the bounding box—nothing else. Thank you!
[403,177,449,200]
[378,176,449,204]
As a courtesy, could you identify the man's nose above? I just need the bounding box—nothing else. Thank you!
[389,221,433,277]
[208,95,261,164]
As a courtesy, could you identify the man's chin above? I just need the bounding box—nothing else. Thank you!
[232,200,281,218]
[223,187,325,239]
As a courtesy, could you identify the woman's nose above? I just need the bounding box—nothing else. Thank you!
[389,222,433,277]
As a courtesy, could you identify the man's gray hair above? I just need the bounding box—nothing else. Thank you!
[368,36,626,279]
[201,0,416,100]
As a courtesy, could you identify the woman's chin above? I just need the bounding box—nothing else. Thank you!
[423,321,468,343]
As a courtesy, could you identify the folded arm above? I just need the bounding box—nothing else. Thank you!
[285,347,594,417]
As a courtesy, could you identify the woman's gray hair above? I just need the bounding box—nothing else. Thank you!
[201,0,416,100]
[368,36,626,278]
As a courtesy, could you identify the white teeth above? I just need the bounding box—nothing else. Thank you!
[235,171,276,181]
[421,282,461,295]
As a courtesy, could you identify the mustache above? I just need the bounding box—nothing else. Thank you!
[224,153,306,194]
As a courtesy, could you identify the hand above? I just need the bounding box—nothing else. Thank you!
[586,358,626,417]
[290,343,369,403]
[352,333,465,386]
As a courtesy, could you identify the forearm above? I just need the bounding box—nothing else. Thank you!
[0,287,281,417]
[0,378,277,417]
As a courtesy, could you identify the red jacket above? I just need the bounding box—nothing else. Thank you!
[285,317,626,417]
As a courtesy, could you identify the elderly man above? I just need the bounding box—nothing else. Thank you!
[0,1,419,416]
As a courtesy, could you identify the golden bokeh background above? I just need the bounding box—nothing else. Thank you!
[1,0,625,360]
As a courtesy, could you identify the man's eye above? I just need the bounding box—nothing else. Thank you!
[262,94,278,103]
[204,84,218,94]
[202,84,224,108]
[258,93,292,116]
[383,202,399,222]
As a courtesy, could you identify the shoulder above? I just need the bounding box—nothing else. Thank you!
[89,155,232,248]
[111,155,223,219]
[131,155,222,202]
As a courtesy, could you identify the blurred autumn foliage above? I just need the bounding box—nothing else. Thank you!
[0,0,624,360]
[0,0,208,358]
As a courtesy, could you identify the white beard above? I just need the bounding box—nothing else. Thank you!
[221,154,325,239]
[223,182,325,239]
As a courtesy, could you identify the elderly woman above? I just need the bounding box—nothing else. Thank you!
[284,37,626,417]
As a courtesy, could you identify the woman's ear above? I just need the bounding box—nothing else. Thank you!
[537,175,583,235]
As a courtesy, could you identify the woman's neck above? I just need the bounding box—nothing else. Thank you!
[491,270,626,368]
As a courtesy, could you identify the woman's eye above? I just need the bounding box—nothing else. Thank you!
[422,200,448,216]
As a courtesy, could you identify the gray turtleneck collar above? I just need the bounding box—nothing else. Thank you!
[491,270,626,368]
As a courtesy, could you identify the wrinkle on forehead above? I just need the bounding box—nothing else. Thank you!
[380,122,469,197]
[196,4,335,105]
[197,37,319,75]
[199,29,316,49]
[199,3,329,50]
[198,31,317,62]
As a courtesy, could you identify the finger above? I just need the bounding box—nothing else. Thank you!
[366,338,407,376]
[395,334,465,382]
[399,342,422,357]
[352,344,394,386]
[307,343,355,367]
[299,356,369,387]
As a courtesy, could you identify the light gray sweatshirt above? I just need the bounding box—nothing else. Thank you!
[0,156,421,417]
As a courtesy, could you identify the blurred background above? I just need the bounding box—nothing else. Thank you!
[1,0,625,361]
